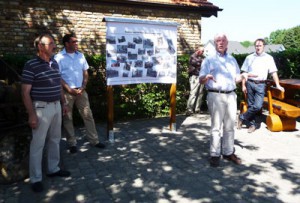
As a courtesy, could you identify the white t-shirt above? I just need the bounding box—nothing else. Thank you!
[241,52,277,80]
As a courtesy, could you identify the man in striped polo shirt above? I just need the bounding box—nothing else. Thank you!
[22,34,70,193]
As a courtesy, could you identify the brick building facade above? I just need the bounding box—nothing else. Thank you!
[0,0,221,56]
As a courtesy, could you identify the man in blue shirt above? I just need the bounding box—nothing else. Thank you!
[55,33,105,154]
[199,33,250,167]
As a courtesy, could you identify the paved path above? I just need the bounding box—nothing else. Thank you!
[1,112,300,203]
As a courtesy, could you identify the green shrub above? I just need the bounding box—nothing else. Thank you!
[2,49,300,123]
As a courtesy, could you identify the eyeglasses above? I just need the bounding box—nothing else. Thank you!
[69,40,78,43]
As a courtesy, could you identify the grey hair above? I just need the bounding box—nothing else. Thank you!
[214,33,228,43]
[33,33,54,51]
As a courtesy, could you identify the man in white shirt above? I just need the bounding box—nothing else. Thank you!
[55,33,105,154]
[199,33,249,167]
[237,38,284,133]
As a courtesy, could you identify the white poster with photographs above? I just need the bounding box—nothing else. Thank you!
[105,18,178,85]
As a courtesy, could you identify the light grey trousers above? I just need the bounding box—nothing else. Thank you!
[207,92,237,157]
[30,101,61,183]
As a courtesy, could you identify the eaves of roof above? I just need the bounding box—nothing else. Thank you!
[89,0,222,17]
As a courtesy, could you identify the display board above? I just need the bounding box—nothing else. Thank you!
[105,17,178,85]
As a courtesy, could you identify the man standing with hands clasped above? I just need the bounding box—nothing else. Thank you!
[237,38,284,133]
[186,45,205,116]
[199,33,254,167]
[55,33,105,154]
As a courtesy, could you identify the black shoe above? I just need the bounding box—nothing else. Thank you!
[94,142,106,149]
[47,170,71,178]
[194,110,201,114]
[210,156,220,167]
[31,181,43,193]
[186,110,193,116]
[69,146,77,154]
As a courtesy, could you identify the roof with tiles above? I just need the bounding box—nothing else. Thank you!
[133,0,217,7]
[98,0,222,17]
[204,40,285,55]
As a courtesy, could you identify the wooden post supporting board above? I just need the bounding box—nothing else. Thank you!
[107,85,114,142]
[169,83,176,131]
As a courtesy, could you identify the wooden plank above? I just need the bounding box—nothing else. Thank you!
[269,99,300,118]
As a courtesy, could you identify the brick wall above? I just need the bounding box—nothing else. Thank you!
[0,0,203,56]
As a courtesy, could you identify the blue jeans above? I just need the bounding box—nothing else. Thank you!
[240,81,265,127]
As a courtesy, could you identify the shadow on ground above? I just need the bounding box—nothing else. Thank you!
[1,114,300,202]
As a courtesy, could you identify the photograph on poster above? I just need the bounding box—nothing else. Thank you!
[128,42,136,49]
[138,48,145,55]
[128,52,138,60]
[118,36,126,43]
[117,45,128,54]
[147,49,154,56]
[107,36,116,44]
[133,37,142,44]
[143,38,154,49]
[117,55,127,63]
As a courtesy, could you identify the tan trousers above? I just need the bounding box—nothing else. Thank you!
[187,75,204,112]
[63,90,99,146]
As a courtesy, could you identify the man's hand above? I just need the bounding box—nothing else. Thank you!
[28,113,38,129]
[205,74,216,83]
[77,88,85,95]
[242,86,247,94]
[276,85,285,92]
[241,72,248,81]
[62,104,69,116]
[69,88,84,96]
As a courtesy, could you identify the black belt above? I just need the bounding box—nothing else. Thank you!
[207,89,235,94]
[248,79,265,84]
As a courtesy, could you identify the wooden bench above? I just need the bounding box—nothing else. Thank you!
[263,86,300,131]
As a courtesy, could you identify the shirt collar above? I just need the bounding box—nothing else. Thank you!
[216,51,227,57]
[254,52,266,57]
[61,48,78,55]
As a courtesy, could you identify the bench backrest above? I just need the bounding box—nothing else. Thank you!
[266,86,285,115]
[266,86,300,118]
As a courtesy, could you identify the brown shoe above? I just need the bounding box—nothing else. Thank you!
[223,154,241,165]
[210,156,220,167]
[248,125,256,133]
[237,118,243,129]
